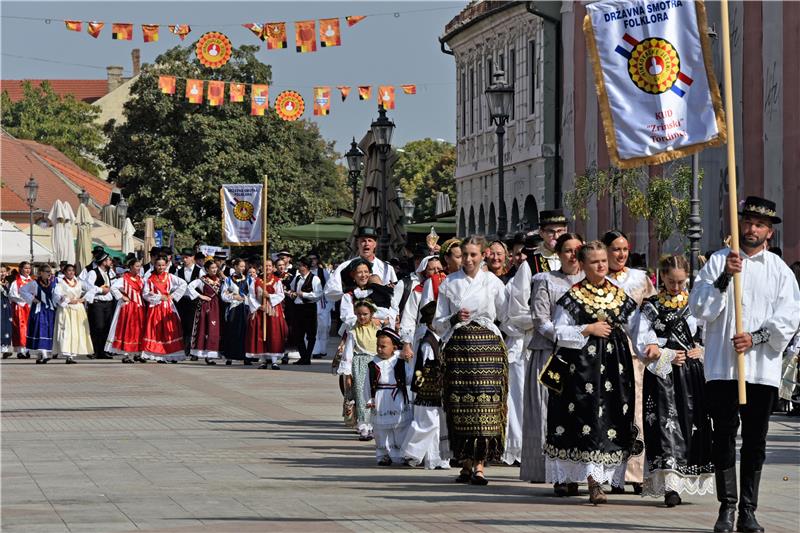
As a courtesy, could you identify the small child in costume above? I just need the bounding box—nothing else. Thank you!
[338,299,379,441]
[367,327,413,465]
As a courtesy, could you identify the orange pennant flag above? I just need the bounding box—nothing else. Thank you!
[243,23,265,41]
[142,24,159,43]
[358,86,372,101]
[229,83,246,103]
[346,15,366,27]
[313,87,331,116]
[378,86,395,110]
[186,79,203,104]
[265,22,287,49]
[111,23,133,41]
[295,20,316,53]
[65,20,82,32]
[319,18,341,47]
[337,86,351,102]
[158,76,176,95]
[401,84,417,95]
[87,21,104,38]
[207,81,225,106]
[169,24,191,40]
[251,84,269,115]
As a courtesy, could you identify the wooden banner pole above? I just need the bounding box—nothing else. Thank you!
[262,175,269,342]
[720,0,746,405]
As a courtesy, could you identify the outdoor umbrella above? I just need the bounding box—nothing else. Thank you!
[143,218,155,263]
[280,216,353,242]
[0,219,55,263]
[75,203,94,270]
[405,215,457,236]
[121,218,135,254]
[47,200,76,264]
[100,204,117,227]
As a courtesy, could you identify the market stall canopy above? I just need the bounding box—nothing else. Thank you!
[280,216,354,242]
[0,218,55,263]
[405,214,457,236]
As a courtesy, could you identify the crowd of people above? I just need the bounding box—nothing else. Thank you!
[2,195,799,533]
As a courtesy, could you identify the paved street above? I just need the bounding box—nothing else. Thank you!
[2,352,799,533]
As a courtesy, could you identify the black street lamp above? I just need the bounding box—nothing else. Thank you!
[78,188,90,206]
[485,70,514,240]
[370,106,395,259]
[24,175,39,264]
[117,195,128,229]
[345,137,365,214]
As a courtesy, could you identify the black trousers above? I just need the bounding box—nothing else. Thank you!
[87,300,115,358]
[176,298,197,356]
[292,303,317,362]
[706,380,776,473]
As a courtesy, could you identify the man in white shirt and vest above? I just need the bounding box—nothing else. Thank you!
[83,253,117,360]
[324,226,398,302]
[288,256,323,365]
[690,196,800,533]
[174,248,205,357]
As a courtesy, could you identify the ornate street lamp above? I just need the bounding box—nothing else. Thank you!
[485,70,514,240]
[24,175,39,263]
[116,195,128,229]
[345,137,365,214]
[403,198,415,223]
[370,106,396,259]
[78,188,90,206]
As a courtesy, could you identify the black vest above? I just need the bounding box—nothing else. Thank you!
[299,273,314,294]
[179,265,202,282]
[92,267,112,287]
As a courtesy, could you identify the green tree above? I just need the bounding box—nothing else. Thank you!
[101,44,349,252]
[393,138,456,221]
[1,81,105,175]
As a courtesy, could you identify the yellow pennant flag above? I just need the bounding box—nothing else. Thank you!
[251,84,269,115]
[169,24,191,40]
[87,21,104,38]
[295,20,316,53]
[337,86,351,102]
[142,24,159,43]
[319,18,341,47]
[158,76,176,95]
[401,84,417,95]
[346,15,366,27]
[266,22,287,49]
[186,79,203,104]
[65,20,82,32]
[378,86,395,110]
[313,87,331,116]
[243,23,265,41]
[111,23,133,41]
[207,81,225,106]
[229,83,246,102]
[358,86,371,101]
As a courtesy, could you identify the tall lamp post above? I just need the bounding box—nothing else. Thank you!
[24,175,39,264]
[116,195,128,230]
[78,188,90,206]
[345,137,365,214]
[485,70,514,240]
[371,106,396,259]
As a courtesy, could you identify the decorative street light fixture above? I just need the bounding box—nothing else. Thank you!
[78,188,90,206]
[370,106,396,259]
[403,198,415,223]
[116,195,128,229]
[485,70,514,240]
[345,137,365,214]
[24,175,39,263]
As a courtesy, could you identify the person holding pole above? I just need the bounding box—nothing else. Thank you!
[689,196,799,533]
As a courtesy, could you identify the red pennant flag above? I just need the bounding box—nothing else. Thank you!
[337,86,351,102]
[346,15,366,27]
[313,87,331,116]
[207,81,225,106]
[65,20,82,32]
[401,84,417,95]
[319,18,341,47]
[142,24,159,43]
[295,20,316,53]
[186,79,203,104]
[87,21,104,38]
[111,23,133,41]
[378,86,395,110]
[158,76,176,95]
[265,22,287,49]
[358,86,372,101]
[243,23,265,41]
[251,84,269,116]
[229,83,245,102]
[169,24,191,40]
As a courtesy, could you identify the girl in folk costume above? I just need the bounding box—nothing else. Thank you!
[141,258,188,362]
[399,256,443,363]
[340,259,396,332]
[439,238,463,275]
[1,266,14,356]
[21,265,58,363]
[222,258,251,365]
[545,241,660,505]
[186,260,223,365]
[602,230,657,494]
[247,259,288,370]
[637,255,713,507]
[106,258,146,363]
[52,265,93,364]
[338,299,380,441]
[367,327,413,465]
[433,236,509,486]
[8,261,34,358]
[518,233,585,489]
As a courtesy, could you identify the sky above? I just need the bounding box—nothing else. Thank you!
[0,0,461,152]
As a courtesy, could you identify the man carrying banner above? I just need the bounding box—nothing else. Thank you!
[689,196,799,533]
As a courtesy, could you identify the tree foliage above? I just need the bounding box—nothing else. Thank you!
[393,138,456,221]
[1,81,105,175]
[101,44,349,252]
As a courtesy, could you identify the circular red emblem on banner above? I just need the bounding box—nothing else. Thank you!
[274,91,305,121]
[196,32,232,69]
[628,37,680,94]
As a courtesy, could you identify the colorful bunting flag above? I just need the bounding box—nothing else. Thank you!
[169,24,191,40]
[142,24,159,43]
[186,79,203,104]
[319,18,341,47]
[87,21,105,38]
[401,84,417,95]
[337,86,351,102]
[266,22,287,50]
[358,86,372,100]
[158,76,176,95]
[313,86,331,116]
[229,83,246,103]
[65,20,82,32]
[251,84,269,116]
[207,81,225,106]
[378,86,395,110]
[243,23,265,41]
[295,20,317,53]
[111,23,133,40]
[346,15,366,27]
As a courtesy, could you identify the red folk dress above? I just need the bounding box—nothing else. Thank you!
[106,273,146,356]
[142,272,187,361]
[245,276,288,361]
[188,275,223,359]
[8,275,33,352]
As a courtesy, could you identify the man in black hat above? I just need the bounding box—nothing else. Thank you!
[78,246,108,281]
[689,196,800,533]
[528,209,568,275]
[83,252,117,359]
[173,248,205,357]
[324,226,398,302]
[142,246,162,277]
[287,256,323,365]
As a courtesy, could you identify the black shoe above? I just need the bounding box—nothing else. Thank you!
[121,357,134,364]
[65,358,76,364]
[377,457,392,466]
[312,353,326,359]
[554,483,569,497]
[714,467,738,533]
[455,470,471,483]
[169,360,178,364]
[158,360,167,364]
[567,483,579,496]
[632,482,643,495]
[243,359,252,366]
[97,354,113,359]
[292,359,311,365]
[271,364,280,370]
[85,354,96,359]
[281,355,289,365]
[258,363,269,369]
[225,360,232,366]
[133,355,142,362]
[205,359,216,365]
[736,469,764,533]
[2,353,12,359]
[736,508,764,533]
[35,358,47,364]
[190,356,198,361]
[470,472,489,486]
[665,491,682,507]
[610,485,626,494]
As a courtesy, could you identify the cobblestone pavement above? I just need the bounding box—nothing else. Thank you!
[2,352,799,533]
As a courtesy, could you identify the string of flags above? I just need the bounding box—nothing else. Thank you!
[63,16,365,52]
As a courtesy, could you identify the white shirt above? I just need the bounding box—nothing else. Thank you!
[433,269,508,344]
[529,270,585,351]
[83,268,115,303]
[290,273,323,305]
[340,288,396,331]
[324,255,397,302]
[398,279,423,344]
[689,247,800,388]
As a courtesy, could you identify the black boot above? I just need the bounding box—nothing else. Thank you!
[714,467,738,532]
[736,469,764,533]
